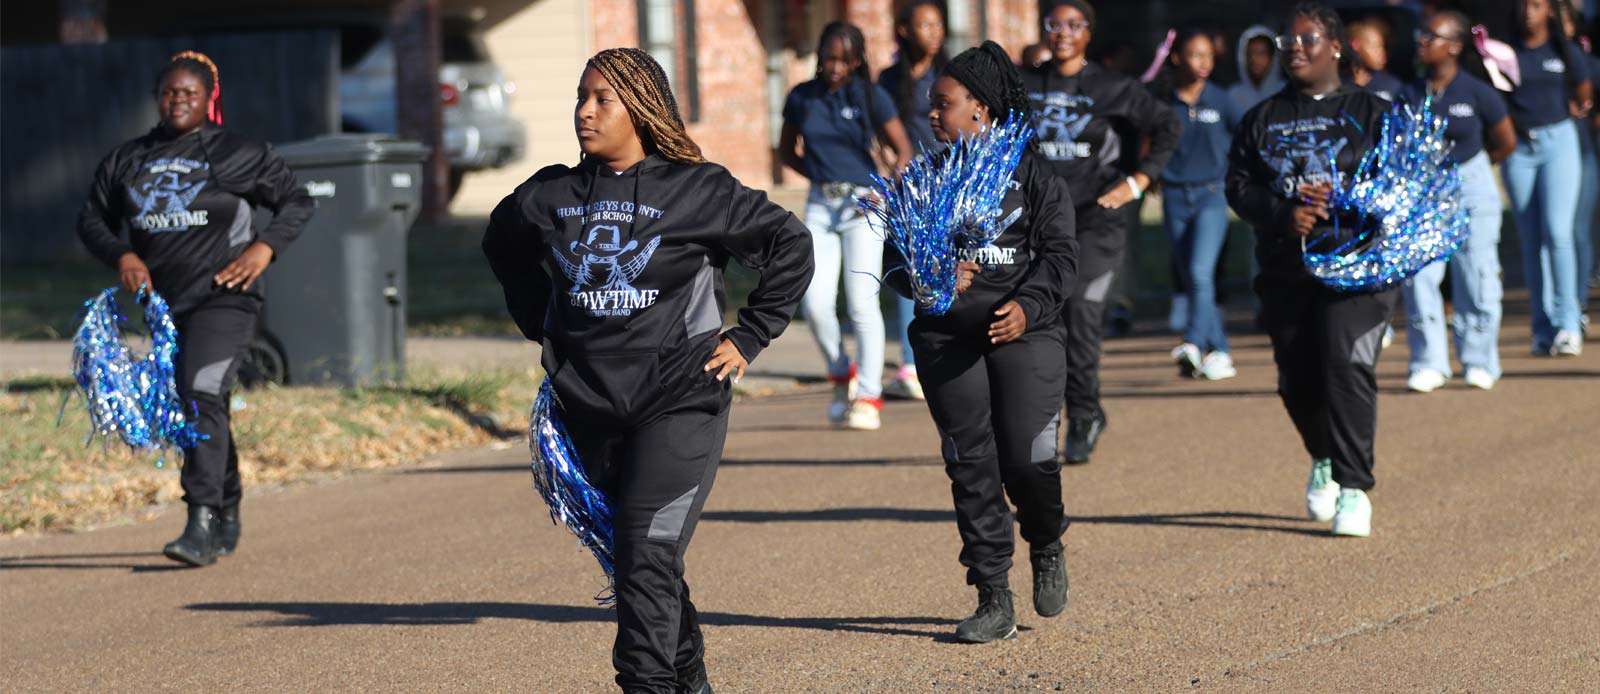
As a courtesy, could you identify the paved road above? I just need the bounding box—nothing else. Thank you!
[4,322,1598,692]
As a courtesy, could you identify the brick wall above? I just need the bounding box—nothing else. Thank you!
[592,0,638,49]
[843,0,897,79]
[686,0,772,186]
[986,0,1039,61]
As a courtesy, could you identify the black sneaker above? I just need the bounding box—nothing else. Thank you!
[674,657,712,694]
[1030,546,1069,617]
[955,582,1017,644]
[1060,414,1106,464]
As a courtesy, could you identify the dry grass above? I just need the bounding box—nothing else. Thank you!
[1,367,540,534]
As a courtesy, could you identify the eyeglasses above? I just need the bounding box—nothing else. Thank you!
[1273,32,1322,51]
[1044,18,1091,36]
[1414,29,1460,45]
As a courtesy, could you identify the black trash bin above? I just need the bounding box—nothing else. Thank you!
[264,135,428,387]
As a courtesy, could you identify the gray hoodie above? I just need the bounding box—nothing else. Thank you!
[1227,25,1286,113]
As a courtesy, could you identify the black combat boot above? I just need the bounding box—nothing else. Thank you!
[1030,544,1069,617]
[162,504,220,566]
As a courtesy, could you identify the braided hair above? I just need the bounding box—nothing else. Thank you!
[158,51,223,125]
[814,21,884,153]
[890,1,949,118]
[586,48,706,164]
[942,41,1032,125]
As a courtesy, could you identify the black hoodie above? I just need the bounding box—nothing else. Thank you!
[482,155,814,422]
[77,125,313,314]
[885,151,1078,348]
[1225,83,1389,282]
[1021,62,1182,215]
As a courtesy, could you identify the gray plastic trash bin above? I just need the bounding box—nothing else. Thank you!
[264,135,429,386]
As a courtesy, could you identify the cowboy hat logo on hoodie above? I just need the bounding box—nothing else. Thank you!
[554,224,662,316]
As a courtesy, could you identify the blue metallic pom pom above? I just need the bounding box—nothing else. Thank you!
[67,286,205,465]
[857,115,1035,314]
[1305,100,1470,291]
[529,377,616,604]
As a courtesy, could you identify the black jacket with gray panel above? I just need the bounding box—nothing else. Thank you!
[482,154,814,422]
[77,124,313,314]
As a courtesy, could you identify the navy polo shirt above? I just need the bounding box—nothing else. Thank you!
[1508,40,1591,130]
[1161,81,1238,184]
[1400,72,1508,164]
[783,79,900,186]
[878,63,939,153]
[1363,70,1405,102]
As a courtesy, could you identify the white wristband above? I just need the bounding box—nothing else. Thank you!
[1125,176,1142,199]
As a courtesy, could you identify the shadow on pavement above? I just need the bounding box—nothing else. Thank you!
[1499,369,1600,380]
[700,508,1328,537]
[399,463,528,475]
[1102,388,1279,399]
[0,551,190,572]
[1071,511,1328,537]
[720,456,941,467]
[185,601,961,639]
[702,507,953,523]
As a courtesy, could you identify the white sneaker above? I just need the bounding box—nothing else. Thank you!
[842,399,882,431]
[1305,458,1340,522]
[828,378,857,424]
[1406,369,1448,393]
[1463,367,1496,391]
[1171,343,1202,378]
[882,365,925,400]
[1381,324,1395,349]
[1198,351,1237,380]
[1331,489,1372,537]
[1553,330,1583,357]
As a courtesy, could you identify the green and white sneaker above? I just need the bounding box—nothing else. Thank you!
[1331,489,1372,537]
[1305,458,1340,522]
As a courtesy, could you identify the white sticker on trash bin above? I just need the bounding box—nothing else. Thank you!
[305,180,337,198]
[391,173,414,188]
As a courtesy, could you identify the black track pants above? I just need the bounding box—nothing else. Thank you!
[1257,275,1399,491]
[914,327,1069,586]
[564,393,728,694]
[175,296,259,508]
[1062,205,1127,421]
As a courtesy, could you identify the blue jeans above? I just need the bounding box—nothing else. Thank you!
[1162,182,1231,353]
[896,295,915,367]
[800,186,885,398]
[1502,120,1583,342]
[1403,153,1504,378]
[1575,126,1597,312]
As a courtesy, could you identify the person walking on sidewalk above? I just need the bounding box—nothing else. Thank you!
[1024,0,1182,464]
[77,52,313,566]
[780,21,914,430]
[888,42,1078,644]
[1400,10,1518,393]
[877,0,948,402]
[1225,2,1393,537]
[1497,0,1593,356]
[1157,26,1242,381]
[482,49,812,694]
